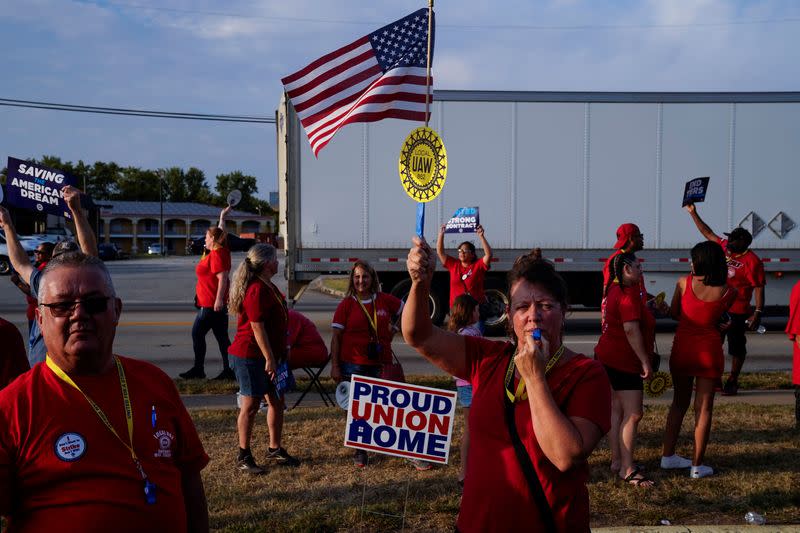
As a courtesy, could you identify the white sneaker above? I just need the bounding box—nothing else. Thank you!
[660,454,692,469]
[689,464,714,478]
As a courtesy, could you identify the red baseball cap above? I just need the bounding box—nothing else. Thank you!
[614,223,641,249]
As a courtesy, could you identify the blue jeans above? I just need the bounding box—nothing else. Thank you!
[339,362,382,382]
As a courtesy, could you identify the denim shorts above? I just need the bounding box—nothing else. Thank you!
[457,384,473,408]
[339,361,382,381]
[229,355,274,397]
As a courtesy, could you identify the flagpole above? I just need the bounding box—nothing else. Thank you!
[424,0,433,127]
[418,0,434,239]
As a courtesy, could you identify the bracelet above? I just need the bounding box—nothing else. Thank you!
[754,309,762,314]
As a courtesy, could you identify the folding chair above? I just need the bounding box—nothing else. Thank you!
[289,355,335,410]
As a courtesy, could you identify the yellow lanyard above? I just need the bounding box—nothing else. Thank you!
[265,281,288,322]
[46,356,147,480]
[355,295,379,335]
[504,344,565,403]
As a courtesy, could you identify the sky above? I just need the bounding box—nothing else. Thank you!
[1,0,798,200]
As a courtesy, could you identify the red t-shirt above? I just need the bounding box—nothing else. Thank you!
[602,249,647,303]
[595,283,655,374]
[784,281,800,385]
[717,238,765,315]
[287,310,328,369]
[0,357,209,532]
[195,247,231,308]
[444,256,490,306]
[331,293,402,366]
[0,318,29,391]
[458,337,611,533]
[229,279,288,361]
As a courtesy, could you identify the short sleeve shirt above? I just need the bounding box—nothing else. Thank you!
[194,247,231,308]
[717,238,765,314]
[444,256,490,307]
[229,279,288,360]
[331,293,402,366]
[595,284,655,374]
[0,357,209,531]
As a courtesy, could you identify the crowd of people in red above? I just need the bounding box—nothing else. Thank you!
[0,188,797,532]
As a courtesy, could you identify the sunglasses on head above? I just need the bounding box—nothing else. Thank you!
[40,296,111,317]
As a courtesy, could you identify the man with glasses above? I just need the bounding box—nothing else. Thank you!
[436,223,493,317]
[10,242,54,334]
[0,185,97,366]
[0,252,209,531]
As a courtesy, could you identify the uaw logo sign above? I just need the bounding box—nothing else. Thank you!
[398,127,447,202]
[54,432,87,462]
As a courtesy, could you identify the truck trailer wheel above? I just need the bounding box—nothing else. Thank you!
[0,256,11,276]
[390,278,446,326]
[482,278,509,335]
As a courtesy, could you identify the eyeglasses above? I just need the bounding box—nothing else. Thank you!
[40,296,111,317]
[457,249,472,254]
[34,250,46,255]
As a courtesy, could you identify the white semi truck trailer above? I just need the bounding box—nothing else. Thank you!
[277,90,800,326]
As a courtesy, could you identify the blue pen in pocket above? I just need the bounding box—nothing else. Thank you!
[151,405,157,429]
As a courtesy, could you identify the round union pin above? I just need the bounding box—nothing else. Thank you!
[54,432,87,462]
[398,126,447,203]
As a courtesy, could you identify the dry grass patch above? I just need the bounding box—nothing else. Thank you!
[193,402,799,531]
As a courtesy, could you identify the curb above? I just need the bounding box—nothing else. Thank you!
[592,526,798,532]
[309,275,346,299]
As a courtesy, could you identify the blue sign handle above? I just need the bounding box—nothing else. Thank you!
[416,202,425,239]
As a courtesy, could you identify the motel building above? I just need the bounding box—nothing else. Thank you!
[97,200,273,254]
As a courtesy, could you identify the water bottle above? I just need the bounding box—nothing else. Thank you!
[755,325,767,334]
[744,511,766,525]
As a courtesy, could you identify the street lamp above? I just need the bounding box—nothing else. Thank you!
[159,174,165,256]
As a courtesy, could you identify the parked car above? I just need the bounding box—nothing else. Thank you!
[98,243,127,261]
[147,243,164,255]
[186,233,256,255]
[0,231,36,275]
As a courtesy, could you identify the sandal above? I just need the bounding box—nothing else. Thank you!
[621,466,655,488]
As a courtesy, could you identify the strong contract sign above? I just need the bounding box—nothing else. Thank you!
[4,157,77,218]
[344,376,456,464]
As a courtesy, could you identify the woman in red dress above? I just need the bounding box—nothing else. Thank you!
[661,241,735,479]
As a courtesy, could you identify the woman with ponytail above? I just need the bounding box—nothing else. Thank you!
[594,252,655,487]
[228,243,300,475]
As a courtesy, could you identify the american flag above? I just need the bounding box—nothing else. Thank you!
[281,8,435,156]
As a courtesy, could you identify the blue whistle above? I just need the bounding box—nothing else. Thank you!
[532,328,542,341]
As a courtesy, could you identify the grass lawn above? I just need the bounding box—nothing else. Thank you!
[193,402,800,532]
[175,372,794,396]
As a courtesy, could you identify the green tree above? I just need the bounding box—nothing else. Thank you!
[88,161,121,199]
[115,167,160,201]
[215,171,260,212]
[160,167,189,202]
[185,167,213,204]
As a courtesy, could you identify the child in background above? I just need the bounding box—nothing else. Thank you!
[448,294,481,487]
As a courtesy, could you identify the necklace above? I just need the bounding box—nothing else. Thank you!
[504,343,566,403]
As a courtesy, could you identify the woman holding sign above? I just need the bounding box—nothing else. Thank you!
[595,252,655,488]
[330,260,417,468]
[403,242,611,533]
[180,205,234,381]
[436,223,493,315]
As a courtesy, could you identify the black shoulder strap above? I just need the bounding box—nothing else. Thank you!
[503,355,557,533]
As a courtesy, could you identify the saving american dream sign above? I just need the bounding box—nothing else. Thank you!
[3,157,77,218]
[344,376,457,464]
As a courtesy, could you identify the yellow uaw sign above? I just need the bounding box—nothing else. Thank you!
[398,127,447,202]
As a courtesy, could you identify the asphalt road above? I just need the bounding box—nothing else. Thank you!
[0,252,793,378]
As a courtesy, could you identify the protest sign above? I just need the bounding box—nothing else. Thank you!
[682,177,710,207]
[344,375,456,464]
[3,157,76,218]
[445,206,479,234]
